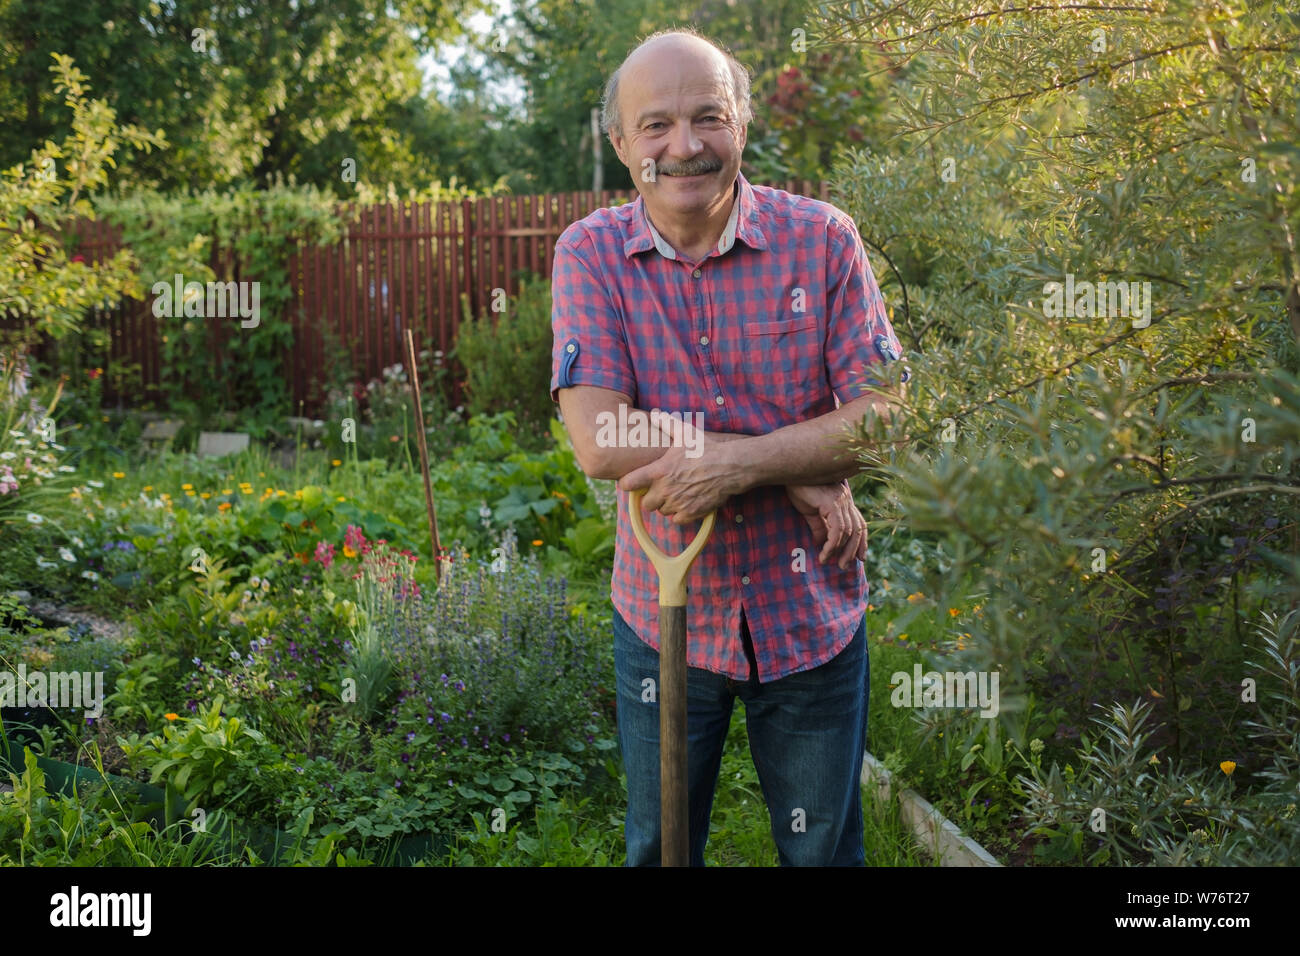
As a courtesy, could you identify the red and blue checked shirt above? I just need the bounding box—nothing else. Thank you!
[550,170,906,682]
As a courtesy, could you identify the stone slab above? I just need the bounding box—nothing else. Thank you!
[140,420,182,441]
[197,431,250,458]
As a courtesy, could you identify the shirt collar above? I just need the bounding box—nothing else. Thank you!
[624,170,767,260]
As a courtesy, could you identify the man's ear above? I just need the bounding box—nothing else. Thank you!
[609,128,628,167]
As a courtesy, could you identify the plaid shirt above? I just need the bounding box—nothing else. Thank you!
[550,171,906,681]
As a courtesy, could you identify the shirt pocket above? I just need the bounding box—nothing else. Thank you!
[742,314,824,412]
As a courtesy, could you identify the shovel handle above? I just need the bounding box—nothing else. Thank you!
[627,488,715,867]
[627,488,716,606]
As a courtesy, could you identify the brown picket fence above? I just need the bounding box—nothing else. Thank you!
[65,179,831,415]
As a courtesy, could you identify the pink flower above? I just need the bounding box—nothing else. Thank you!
[343,524,370,557]
[314,539,335,569]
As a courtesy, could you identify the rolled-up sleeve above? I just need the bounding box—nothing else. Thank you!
[550,228,637,403]
[823,213,908,403]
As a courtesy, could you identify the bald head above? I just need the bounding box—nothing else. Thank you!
[600,29,752,139]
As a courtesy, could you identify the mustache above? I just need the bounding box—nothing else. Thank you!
[657,156,722,177]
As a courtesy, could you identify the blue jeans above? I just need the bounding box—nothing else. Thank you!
[613,606,869,866]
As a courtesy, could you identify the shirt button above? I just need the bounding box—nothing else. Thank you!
[734,514,743,523]
[741,575,751,585]
[715,395,724,406]
[692,269,702,278]
[699,335,709,346]
[565,343,575,353]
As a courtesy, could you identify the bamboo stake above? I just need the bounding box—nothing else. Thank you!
[405,328,445,585]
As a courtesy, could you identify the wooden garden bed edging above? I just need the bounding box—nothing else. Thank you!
[861,751,1002,867]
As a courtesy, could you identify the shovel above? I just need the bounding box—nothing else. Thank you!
[627,488,716,866]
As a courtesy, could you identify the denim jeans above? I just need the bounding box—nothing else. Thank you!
[613,606,869,866]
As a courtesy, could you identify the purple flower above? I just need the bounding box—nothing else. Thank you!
[406,731,416,742]
[503,733,510,742]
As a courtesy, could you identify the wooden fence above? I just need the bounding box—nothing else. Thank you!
[67,179,831,415]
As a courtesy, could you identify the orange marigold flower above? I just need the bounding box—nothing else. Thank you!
[164,713,179,721]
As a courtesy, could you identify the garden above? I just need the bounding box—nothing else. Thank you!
[3,0,1299,870]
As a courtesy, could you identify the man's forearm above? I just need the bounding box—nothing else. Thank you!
[719,394,894,491]
[583,428,748,480]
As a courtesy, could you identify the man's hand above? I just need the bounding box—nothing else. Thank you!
[786,482,868,569]
[618,439,742,524]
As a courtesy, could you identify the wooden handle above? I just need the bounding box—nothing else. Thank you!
[627,488,715,606]
[659,603,688,867]
[626,488,714,866]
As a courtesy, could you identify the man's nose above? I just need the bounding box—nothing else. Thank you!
[665,119,703,160]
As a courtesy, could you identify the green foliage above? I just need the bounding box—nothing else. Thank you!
[118,696,282,825]
[0,0,482,194]
[454,276,556,446]
[1016,608,1300,865]
[0,54,164,345]
[825,0,1300,823]
[91,184,345,426]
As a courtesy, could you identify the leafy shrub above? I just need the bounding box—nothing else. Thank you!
[454,275,555,447]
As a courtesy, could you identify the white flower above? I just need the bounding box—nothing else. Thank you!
[0,452,14,460]
[59,547,76,562]
[36,557,59,570]
[249,575,261,588]
[80,570,100,581]
[71,536,85,548]
[88,479,104,488]
[260,578,270,591]
[26,512,44,524]
[7,430,23,438]
[57,465,75,473]
[12,438,29,447]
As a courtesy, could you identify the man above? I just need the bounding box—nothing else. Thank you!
[550,28,908,866]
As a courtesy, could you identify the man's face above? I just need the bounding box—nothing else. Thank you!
[610,44,746,224]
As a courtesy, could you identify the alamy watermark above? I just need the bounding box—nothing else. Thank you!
[1042,273,1152,328]
[890,663,1000,718]
[594,403,705,458]
[151,273,261,328]
[0,666,104,718]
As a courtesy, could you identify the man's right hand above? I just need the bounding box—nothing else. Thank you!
[785,482,868,570]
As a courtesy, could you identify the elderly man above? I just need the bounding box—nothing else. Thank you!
[550,28,907,866]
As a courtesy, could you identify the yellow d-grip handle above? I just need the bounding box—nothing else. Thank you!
[628,488,715,607]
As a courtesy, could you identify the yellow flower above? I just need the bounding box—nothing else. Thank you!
[164,713,179,721]
[182,483,193,490]
[1149,753,1160,766]
[221,488,232,495]
[200,492,211,499]
[343,544,358,559]
[1220,761,1236,776]
[897,633,908,641]
[143,485,153,492]
[160,492,171,499]
[532,539,543,546]
[906,592,925,604]
[332,459,342,467]
[112,472,125,479]
[185,490,196,497]
[948,607,960,617]
[336,496,346,502]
